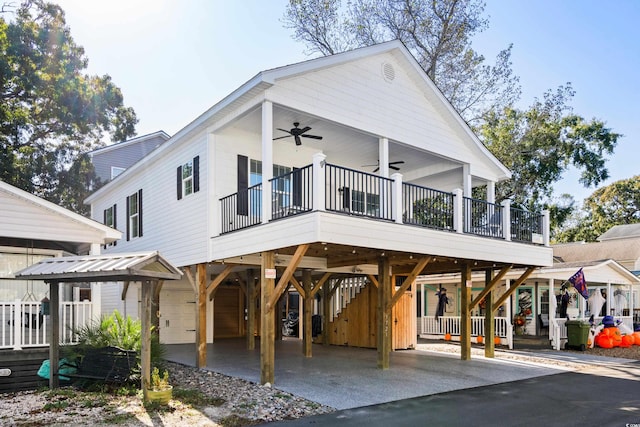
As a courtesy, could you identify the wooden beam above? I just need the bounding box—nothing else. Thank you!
[484,269,495,358]
[288,275,305,298]
[260,251,276,385]
[460,264,472,361]
[49,281,60,389]
[388,257,430,309]
[208,264,234,300]
[154,280,164,300]
[492,267,536,311]
[246,269,256,350]
[266,244,309,312]
[141,280,153,402]
[121,281,130,301]
[183,267,196,292]
[302,270,313,358]
[328,277,344,300]
[196,263,207,368]
[377,257,391,369]
[310,272,331,297]
[470,265,512,310]
[367,274,379,288]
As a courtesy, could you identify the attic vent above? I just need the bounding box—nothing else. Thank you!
[382,62,395,82]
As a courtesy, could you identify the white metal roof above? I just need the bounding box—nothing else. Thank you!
[15,251,182,282]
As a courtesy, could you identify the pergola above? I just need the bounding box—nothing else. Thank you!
[15,251,182,400]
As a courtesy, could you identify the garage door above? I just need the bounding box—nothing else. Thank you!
[159,290,196,344]
[214,287,244,338]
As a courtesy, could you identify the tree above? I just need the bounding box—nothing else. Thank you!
[555,176,640,242]
[283,0,520,123]
[479,85,620,216]
[0,0,137,211]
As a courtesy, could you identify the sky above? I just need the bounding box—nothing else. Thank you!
[53,0,639,204]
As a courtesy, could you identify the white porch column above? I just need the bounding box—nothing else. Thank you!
[487,181,495,204]
[453,188,464,234]
[90,243,101,255]
[391,172,403,224]
[91,283,101,321]
[261,101,273,224]
[462,164,472,198]
[549,278,555,343]
[501,199,511,241]
[505,279,512,349]
[208,131,220,238]
[12,299,22,350]
[312,152,326,211]
[378,137,389,178]
[542,209,551,246]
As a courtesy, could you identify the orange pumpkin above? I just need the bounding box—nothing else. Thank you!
[611,328,622,347]
[476,336,483,344]
[620,335,634,348]
[596,334,613,349]
[444,333,451,341]
[633,332,640,345]
[494,336,501,345]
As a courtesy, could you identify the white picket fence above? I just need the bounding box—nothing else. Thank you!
[419,316,513,348]
[0,300,93,350]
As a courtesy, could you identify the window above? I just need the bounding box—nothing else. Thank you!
[351,190,380,216]
[177,156,199,200]
[126,190,143,240]
[103,204,117,247]
[247,159,291,212]
[111,166,126,179]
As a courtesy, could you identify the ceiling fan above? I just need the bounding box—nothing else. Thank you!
[273,122,323,146]
[362,160,405,173]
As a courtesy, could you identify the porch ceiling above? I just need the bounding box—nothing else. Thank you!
[227,105,464,190]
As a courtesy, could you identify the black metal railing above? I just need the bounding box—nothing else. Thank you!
[402,183,454,231]
[270,164,313,220]
[220,183,262,234]
[325,164,394,221]
[463,197,503,238]
[511,207,544,244]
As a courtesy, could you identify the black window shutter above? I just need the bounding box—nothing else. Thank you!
[103,209,107,249]
[342,187,351,211]
[193,156,200,193]
[237,155,248,216]
[292,167,302,207]
[138,189,143,237]
[113,204,117,246]
[126,196,130,241]
[177,165,182,200]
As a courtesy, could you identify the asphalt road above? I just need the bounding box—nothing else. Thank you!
[265,361,640,427]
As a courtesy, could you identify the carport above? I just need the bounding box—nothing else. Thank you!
[15,251,182,400]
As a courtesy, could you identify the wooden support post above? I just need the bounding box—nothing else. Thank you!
[260,251,275,385]
[141,280,153,402]
[377,256,391,369]
[246,269,256,350]
[484,269,495,358]
[196,263,207,368]
[322,278,330,346]
[460,264,472,361]
[302,269,312,357]
[49,281,60,389]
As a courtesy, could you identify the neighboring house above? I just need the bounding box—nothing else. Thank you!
[89,131,170,183]
[0,179,121,392]
[85,40,553,382]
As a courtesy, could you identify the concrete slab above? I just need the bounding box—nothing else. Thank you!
[165,338,566,410]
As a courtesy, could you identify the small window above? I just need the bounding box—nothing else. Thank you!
[103,204,117,247]
[111,166,125,179]
[177,156,199,200]
[182,160,193,196]
[127,190,142,240]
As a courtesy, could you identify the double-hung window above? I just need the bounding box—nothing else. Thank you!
[126,190,143,240]
[177,156,200,200]
[103,204,117,247]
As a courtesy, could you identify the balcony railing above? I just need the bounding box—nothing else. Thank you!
[270,165,313,220]
[325,164,394,221]
[218,158,549,246]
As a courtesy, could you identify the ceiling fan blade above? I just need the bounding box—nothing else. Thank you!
[373,167,380,173]
[299,126,312,134]
[301,134,323,140]
[294,135,302,146]
[389,161,405,166]
[390,165,400,171]
[273,135,292,140]
[276,128,292,134]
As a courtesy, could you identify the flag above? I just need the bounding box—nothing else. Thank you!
[569,268,589,299]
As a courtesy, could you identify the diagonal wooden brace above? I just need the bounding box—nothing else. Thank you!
[266,244,309,312]
[492,266,536,311]
[207,264,234,301]
[388,257,430,310]
[469,265,512,311]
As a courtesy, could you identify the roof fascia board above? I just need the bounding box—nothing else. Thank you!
[1,180,121,242]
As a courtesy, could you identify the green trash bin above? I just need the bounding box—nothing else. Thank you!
[565,320,590,351]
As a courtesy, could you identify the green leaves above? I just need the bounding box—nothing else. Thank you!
[0,1,137,212]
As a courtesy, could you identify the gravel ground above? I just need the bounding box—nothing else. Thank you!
[2,343,639,426]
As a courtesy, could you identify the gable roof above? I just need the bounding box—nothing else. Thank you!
[89,130,170,156]
[87,40,509,203]
[553,239,640,264]
[0,180,120,253]
[598,223,640,241]
[15,251,182,282]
